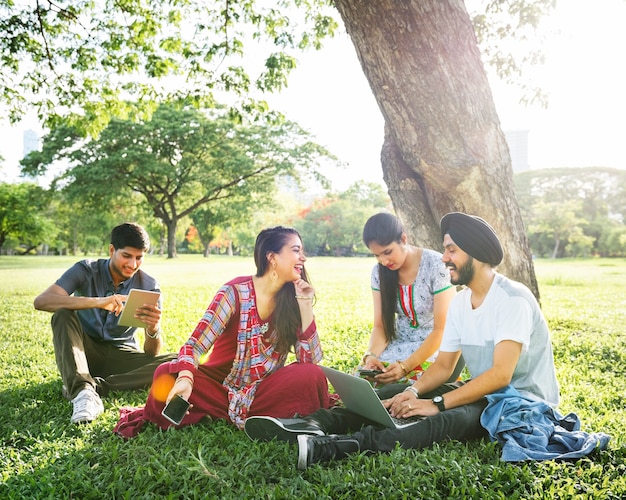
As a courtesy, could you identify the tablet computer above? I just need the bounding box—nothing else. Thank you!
[118,289,161,328]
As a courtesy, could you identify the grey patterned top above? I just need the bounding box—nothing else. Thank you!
[370,249,452,364]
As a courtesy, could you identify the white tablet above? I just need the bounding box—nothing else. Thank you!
[118,289,161,328]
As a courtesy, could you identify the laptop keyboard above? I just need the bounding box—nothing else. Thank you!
[390,413,425,426]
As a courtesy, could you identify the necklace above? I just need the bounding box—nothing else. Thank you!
[259,322,269,334]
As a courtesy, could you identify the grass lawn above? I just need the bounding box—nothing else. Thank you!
[0,255,624,499]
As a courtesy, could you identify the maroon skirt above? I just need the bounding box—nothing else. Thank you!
[114,361,333,438]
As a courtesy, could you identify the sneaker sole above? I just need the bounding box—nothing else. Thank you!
[71,417,96,424]
[297,434,310,470]
[70,407,104,424]
[244,416,324,444]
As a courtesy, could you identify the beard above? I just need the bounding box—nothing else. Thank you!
[110,259,137,280]
[449,256,474,286]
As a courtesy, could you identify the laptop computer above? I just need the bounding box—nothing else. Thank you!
[320,365,423,429]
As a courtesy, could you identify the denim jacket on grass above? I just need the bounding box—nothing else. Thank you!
[480,385,611,462]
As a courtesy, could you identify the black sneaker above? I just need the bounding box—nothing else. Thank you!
[297,434,360,470]
[244,416,325,444]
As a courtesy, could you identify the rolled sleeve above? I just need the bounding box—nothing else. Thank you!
[294,319,323,364]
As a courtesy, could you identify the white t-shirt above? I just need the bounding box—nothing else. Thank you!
[440,273,560,407]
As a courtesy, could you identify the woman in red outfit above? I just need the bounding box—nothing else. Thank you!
[114,226,332,438]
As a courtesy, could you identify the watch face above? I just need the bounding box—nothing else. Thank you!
[433,395,445,411]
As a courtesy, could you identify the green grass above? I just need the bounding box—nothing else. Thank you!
[1,255,625,499]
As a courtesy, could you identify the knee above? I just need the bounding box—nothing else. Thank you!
[281,363,328,388]
[300,363,327,383]
[155,361,173,378]
[52,308,76,322]
[51,308,80,330]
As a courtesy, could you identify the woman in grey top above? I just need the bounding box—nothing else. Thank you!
[360,213,456,385]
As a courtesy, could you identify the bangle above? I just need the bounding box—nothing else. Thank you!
[177,374,194,386]
[362,351,378,364]
[145,328,161,339]
[397,360,408,375]
[295,295,313,300]
[404,386,420,399]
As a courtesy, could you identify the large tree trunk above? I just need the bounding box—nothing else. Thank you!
[334,0,539,298]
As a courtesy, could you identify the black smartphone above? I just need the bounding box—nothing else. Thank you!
[358,369,383,377]
[161,395,190,425]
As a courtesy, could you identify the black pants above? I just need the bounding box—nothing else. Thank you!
[308,382,488,452]
[51,309,177,399]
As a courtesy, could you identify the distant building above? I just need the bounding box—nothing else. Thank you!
[23,129,40,158]
[504,130,530,172]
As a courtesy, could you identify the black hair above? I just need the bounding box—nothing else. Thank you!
[254,226,311,354]
[110,223,151,251]
[362,213,404,343]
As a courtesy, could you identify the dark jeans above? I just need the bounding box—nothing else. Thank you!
[309,382,488,452]
[51,309,177,399]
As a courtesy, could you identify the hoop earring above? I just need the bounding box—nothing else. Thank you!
[270,262,278,282]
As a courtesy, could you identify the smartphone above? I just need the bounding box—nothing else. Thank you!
[161,395,190,425]
[358,369,383,377]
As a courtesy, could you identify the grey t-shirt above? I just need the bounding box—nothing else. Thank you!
[440,273,560,407]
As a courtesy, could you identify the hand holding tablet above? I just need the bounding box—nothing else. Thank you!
[117,289,161,328]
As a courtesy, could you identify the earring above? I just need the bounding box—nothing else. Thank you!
[270,262,278,282]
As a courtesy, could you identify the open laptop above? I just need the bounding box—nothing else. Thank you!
[320,365,424,429]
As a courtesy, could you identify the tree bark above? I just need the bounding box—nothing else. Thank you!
[167,220,178,259]
[333,0,539,298]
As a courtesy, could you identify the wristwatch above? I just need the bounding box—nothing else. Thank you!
[432,395,446,412]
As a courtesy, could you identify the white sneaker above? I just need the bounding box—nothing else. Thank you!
[70,388,104,424]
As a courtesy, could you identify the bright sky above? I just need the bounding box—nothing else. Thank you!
[2,0,625,189]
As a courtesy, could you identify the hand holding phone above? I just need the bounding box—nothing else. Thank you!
[358,369,383,377]
[161,394,190,425]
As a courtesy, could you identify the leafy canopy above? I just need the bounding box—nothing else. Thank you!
[21,103,336,257]
[1,0,561,135]
[0,0,338,133]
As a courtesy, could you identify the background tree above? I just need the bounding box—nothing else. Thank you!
[21,104,335,258]
[600,225,626,257]
[222,188,313,257]
[514,167,626,257]
[51,196,148,256]
[190,204,243,258]
[3,0,559,294]
[332,0,556,297]
[526,200,590,259]
[296,181,391,255]
[0,0,338,132]
[0,182,55,254]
